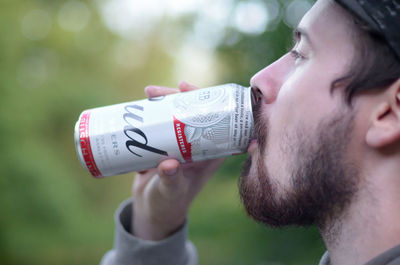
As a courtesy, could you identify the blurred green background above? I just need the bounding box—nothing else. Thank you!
[0,0,325,264]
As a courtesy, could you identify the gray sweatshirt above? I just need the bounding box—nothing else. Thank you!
[102,199,400,265]
[100,199,197,265]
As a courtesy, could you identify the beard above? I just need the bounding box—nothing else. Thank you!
[239,102,358,229]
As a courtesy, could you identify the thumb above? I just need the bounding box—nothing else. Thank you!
[157,159,183,187]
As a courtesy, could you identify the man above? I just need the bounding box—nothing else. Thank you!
[101,0,400,264]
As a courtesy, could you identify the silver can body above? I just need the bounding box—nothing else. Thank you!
[74,84,254,178]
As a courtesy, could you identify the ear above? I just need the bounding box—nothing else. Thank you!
[366,79,400,148]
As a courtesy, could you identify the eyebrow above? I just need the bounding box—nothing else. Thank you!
[293,27,313,47]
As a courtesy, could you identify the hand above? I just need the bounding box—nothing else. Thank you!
[131,82,225,241]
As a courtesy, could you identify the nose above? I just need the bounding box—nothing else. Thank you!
[250,53,293,104]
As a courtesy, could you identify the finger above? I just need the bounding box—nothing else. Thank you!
[178,81,198,92]
[138,169,150,175]
[133,168,157,194]
[182,158,225,181]
[157,159,182,186]
[145,85,179,98]
[136,168,157,178]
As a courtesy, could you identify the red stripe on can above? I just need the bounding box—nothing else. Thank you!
[78,111,102,177]
[173,116,192,163]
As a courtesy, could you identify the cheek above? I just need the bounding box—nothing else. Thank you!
[264,64,340,169]
[272,64,338,126]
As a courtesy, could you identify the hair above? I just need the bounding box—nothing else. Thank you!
[332,7,400,105]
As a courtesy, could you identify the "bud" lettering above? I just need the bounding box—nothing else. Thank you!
[123,104,168,157]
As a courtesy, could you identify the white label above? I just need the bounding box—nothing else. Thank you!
[76,84,253,177]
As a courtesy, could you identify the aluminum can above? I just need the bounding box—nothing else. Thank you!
[74,84,254,178]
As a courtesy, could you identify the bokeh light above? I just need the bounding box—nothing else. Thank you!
[21,9,52,41]
[112,41,148,70]
[58,1,91,32]
[18,56,48,88]
[17,49,59,89]
[233,1,269,35]
[100,0,164,39]
[284,0,313,28]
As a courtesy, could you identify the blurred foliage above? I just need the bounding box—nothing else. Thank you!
[0,0,323,264]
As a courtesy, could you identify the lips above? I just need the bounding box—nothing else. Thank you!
[248,87,264,155]
[247,139,257,154]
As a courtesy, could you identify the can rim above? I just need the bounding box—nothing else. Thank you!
[245,86,255,149]
[74,119,88,171]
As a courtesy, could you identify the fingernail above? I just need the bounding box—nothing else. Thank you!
[164,168,178,176]
[145,86,159,95]
[149,85,162,90]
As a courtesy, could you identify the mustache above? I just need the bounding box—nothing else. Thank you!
[252,97,268,154]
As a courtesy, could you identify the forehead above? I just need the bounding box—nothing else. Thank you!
[298,0,355,51]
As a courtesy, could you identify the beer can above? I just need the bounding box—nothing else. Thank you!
[74,83,254,178]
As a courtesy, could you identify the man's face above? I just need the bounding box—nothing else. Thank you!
[239,0,360,227]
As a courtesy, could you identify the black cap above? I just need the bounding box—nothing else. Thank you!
[335,0,400,61]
